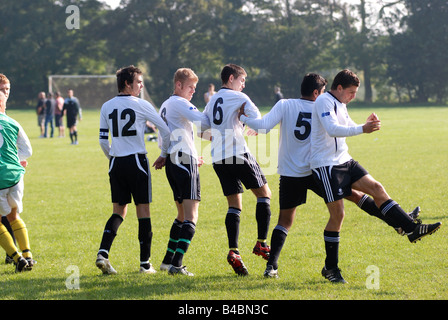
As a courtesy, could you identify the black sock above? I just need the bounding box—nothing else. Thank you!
[256,197,271,241]
[380,199,415,233]
[171,220,196,267]
[225,207,241,250]
[98,214,123,258]
[73,130,78,141]
[138,218,152,265]
[358,194,398,228]
[162,219,183,265]
[324,230,340,270]
[268,225,288,269]
[69,132,73,143]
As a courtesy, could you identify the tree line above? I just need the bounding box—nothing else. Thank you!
[0,0,447,108]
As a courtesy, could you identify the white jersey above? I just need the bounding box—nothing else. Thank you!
[310,92,363,169]
[202,88,261,163]
[99,95,170,158]
[159,95,210,160]
[241,98,314,177]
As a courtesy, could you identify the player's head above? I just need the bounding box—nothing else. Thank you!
[221,64,247,91]
[330,69,360,104]
[301,73,327,99]
[0,74,11,106]
[116,65,143,94]
[173,68,198,101]
[331,69,360,90]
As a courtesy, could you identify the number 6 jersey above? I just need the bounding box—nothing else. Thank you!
[202,88,261,163]
[99,95,170,159]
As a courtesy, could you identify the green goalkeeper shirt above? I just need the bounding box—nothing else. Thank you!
[0,112,32,189]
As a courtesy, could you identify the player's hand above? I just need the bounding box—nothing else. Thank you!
[20,160,28,168]
[198,156,204,167]
[367,113,379,122]
[363,119,381,133]
[152,156,166,170]
[246,128,258,136]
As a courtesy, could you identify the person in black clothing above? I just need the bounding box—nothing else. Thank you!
[44,93,56,138]
[62,89,81,145]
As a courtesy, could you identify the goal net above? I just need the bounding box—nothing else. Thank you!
[48,75,154,109]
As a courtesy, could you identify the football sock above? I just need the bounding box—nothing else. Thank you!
[73,130,78,142]
[358,194,397,228]
[0,223,20,263]
[10,218,32,259]
[69,132,73,143]
[162,219,183,265]
[226,207,241,250]
[171,220,196,267]
[138,217,152,265]
[268,225,288,269]
[1,216,16,244]
[324,230,340,270]
[98,213,123,259]
[256,197,271,242]
[380,199,415,233]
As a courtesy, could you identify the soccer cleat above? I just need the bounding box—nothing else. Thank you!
[321,266,347,284]
[5,255,14,265]
[395,206,422,235]
[95,254,117,275]
[24,257,36,271]
[168,265,194,276]
[160,262,171,271]
[252,241,270,260]
[139,263,157,274]
[263,264,279,278]
[407,222,441,243]
[227,250,249,276]
[15,257,29,273]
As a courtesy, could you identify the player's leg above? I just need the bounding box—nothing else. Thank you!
[265,207,296,278]
[136,203,155,274]
[251,184,272,259]
[169,199,199,276]
[161,202,183,270]
[321,199,347,283]
[1,216,15,264]
[96,203,126,274]
[352,174,441,242]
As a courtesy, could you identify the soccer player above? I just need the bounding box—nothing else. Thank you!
[202,64,272,276]
[310,69,442,283]
[240,73,420,279]
[96,65,171,275]
[158,68,210,276]
[0,73,35,272]
[62,89,81,145]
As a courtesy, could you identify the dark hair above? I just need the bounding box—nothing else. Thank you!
[221,64,247,85]
[116,65,142,92]
[330,69,360,90]
[301,73,328,97]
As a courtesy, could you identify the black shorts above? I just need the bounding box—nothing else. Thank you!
[213,153,267,196]
[109,154,151,205]
[312,159,368,203]
[165,152,201,203]
[279,175,322,210]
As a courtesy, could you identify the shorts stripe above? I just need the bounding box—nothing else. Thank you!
[319,167,334,203]
[246,153,264,187]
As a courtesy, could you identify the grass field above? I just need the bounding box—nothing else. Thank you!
[1,106,447,302]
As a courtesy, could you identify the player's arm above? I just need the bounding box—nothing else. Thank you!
[198,102,212,140]
[99,110,111,159]
[240,100,283,134]
[145,102,171,158]
[16,124,32,161]
[316,101,363,137]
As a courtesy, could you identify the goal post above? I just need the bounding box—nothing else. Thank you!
[48,75,155,109]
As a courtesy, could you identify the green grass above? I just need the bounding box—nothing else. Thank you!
[1,106,447,301]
